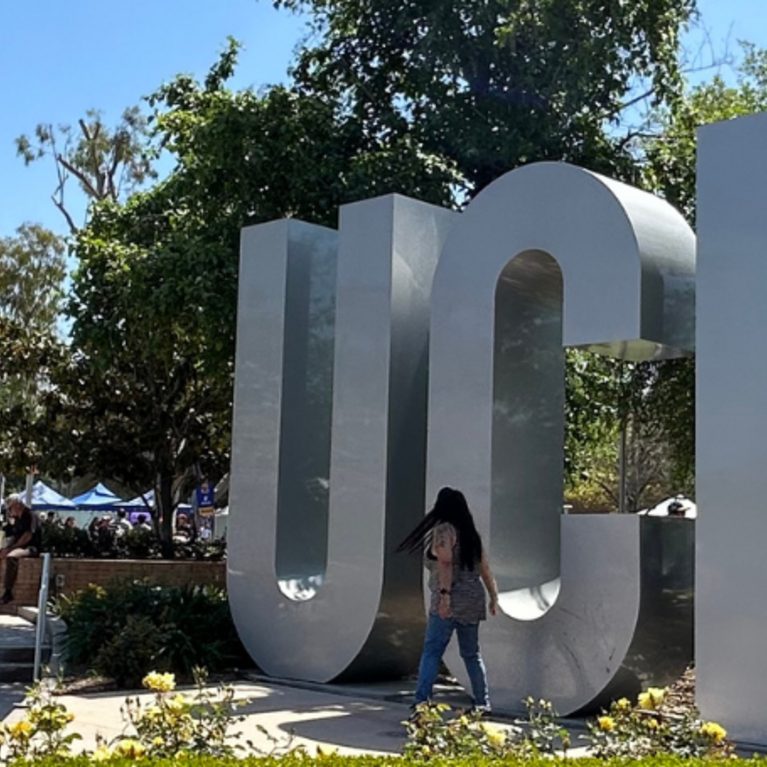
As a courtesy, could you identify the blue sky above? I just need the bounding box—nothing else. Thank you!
[0,0,764,240]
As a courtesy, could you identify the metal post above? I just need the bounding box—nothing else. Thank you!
[24,472,33,507]
[33,553,51,681]
[618,422,627,514]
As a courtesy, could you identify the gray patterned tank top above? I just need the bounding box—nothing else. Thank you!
[425,522,486,624]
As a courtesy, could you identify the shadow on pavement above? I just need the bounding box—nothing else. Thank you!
[0,683,26,720]
[236,686,409,753]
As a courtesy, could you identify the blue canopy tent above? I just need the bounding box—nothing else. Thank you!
[71,483,125,510]
[119,491,192,523]
[27,481,76,511]
[120,489,155,508]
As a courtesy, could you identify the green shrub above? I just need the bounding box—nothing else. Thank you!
[41,522,95,558]
[54,580,251,686]
[93,616,166,688]
[40,519,226,560]
[21,755,767,767]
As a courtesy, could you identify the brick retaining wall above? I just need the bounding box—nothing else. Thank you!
[0,558,227,614]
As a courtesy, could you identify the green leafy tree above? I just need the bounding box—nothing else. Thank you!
[0,226,68,484]
[278,0,697,196]
[625,44,767,491]
[645,42,767,221]
[0,317,67,476]
[274,0,701,499]
[47,40,457,551]
[0,224,66,332]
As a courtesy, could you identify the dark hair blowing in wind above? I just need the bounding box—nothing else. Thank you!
[396,487,483,571]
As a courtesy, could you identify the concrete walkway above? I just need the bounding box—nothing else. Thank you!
[0,683,27,721]
[3,681,416,755]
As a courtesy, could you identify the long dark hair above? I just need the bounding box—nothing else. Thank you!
[397,487,483,571]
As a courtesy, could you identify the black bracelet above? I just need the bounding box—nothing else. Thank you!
[439,588,450,595]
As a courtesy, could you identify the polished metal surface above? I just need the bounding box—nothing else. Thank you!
[427,162,696,714]
[229,197,456,681]
[696,112,767,744]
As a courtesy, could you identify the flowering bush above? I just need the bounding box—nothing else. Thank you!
[0,668,299,764]
[403,702,516,759]
[101,668,250,759]
[404,688,731,761]
[402,697,569,760]
[585,687,733,758]
[0,681,80,761]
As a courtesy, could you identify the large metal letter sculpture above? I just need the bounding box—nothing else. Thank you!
[697,113,767,744]
[427,162,696,714]
[229,197,456,681]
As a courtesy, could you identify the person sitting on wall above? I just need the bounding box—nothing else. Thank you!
[0,494,42,605]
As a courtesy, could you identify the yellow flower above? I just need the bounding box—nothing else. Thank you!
[646,718,659,730]
[142,705,162,722]
[9,720,33,739]
[615,698,632,712]
[114,739,147,759]
[152,737,164,747]
[638,687,667,710]
[142,672,176,692]
[92,745,113,762]
[480,723,507,746]
[597,716,615,732]
[700,721,727,743]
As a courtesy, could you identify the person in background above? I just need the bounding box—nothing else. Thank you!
[64,516,77,529]
[667,499,694,518]
[397,487,498,715]
[113,509,133,535]
[175,513,193,542]
[135,514,153,533]
[0,494,42,605]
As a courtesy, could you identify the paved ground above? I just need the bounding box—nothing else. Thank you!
[0,613,485,756]
[0,615,562,756]
[0,683,27,720]
[0,614,37,651]
[3,681,419,755]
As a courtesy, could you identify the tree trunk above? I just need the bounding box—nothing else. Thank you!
[157,472,175,560]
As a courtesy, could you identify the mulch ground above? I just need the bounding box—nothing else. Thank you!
[661,665,696,714]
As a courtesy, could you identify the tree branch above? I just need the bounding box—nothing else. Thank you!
[51,194,78,235]
[57,156,100,200]
[618,87,657,114]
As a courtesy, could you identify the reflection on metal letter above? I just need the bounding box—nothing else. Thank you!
[427,162,696,714]
[697,112,767,744]
[229,197,456,681]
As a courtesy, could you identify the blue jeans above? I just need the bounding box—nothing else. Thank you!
[414,613,489,708]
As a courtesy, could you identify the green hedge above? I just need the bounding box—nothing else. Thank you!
[23,756,767,767]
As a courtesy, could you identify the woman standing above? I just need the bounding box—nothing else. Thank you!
[397,487,498,713]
